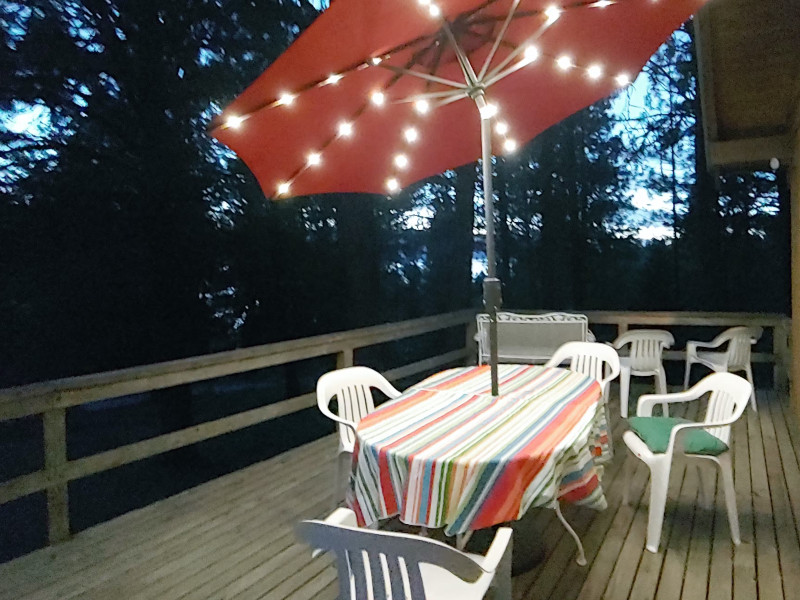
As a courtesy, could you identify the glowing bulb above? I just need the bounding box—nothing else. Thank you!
[371,91,386,106]
[522,46,540,65]
[544,5,562,22]
[495,121,509,136]
[324,73,343,85]
[414,99,430,114]
[371,57,383,66]
[503,139,518,153]
[592,0,614,7]
[278,92,295,106]
[587,64,603,80]
[417,0,430,5]
[479,103,498,120]
[225,115,244,129]
[556,55,573,71]
[338,121,353,137]
[307,152,321,167]
[404,127,419,143]
[429,4,441,17]
[277,182,291,195]
[394,154,409,169]
[615,72,631,86]
[386,178,400,192]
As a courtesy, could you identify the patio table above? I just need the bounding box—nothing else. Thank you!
[347,364,610,551]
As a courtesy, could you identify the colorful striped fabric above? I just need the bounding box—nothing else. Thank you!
[347,364,609,535]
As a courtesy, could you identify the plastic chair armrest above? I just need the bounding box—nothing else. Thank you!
[636,388,705,416]
[325,507,358,528]
[479,527,513,573]
[318,404,358,435]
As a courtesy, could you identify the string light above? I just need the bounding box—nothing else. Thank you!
[386,178,400,192]
[371,91,386,106]
[615,72,631,86]
[495,121,509,136]
[503,139,518,153]
[371,57,383,66]
[277,92,295,106]
[428,4,441,18]
[417,0,430,5]
[404,127,419,143]
[338,121,353,137]
[414,100,430,114]
[307,152,321,167]
[587,64,603,80]
[225,115,244,129]
[277,182,291,196]
[323,73,343,85]
[592,1,614,7]
[394,154,409,169]
[556,55,573,71]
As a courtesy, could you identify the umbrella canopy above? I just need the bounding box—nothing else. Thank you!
[212,0,704,198]
[212,0,705,394]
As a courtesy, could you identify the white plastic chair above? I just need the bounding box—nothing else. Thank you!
[613,329,674,418]
[622,372,752,553]
[317,367,401,507]
[683,326,762,411]
[296,508,512,600]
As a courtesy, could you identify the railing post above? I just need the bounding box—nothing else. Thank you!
[43,407,70,543]
[337,348,354,369]
[617,321,628,338]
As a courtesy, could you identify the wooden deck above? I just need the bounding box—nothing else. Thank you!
[2,387,799,600]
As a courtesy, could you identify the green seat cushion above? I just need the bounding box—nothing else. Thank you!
[628,416,729,456]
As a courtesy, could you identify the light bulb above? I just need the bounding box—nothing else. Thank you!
[429,4,441,18]
[418,0,430,5]
[522,46,540,65]
[556,55,573,71]
[404,127,419,143]
[324,73,343,85]
[278,92,295,106]
[394,154,409,169]
[615,72,631,86]
[338,121,353,137]
[479,103,498,120]
[503,139,518,153]
[414,99,430,114]
[371,57,382,65]
[277,182,291,195]
[386,178,400,192]
[495,121,509,136]
[371,91,386,106]
[592,1,613,7]
[225,115,244,129]
[307,152,321,167]
[544,5,562,22]
[587,64,603,80]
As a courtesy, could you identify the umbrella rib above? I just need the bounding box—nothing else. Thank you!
[379,65,469,90]
[484,16,554,84]
[441,20,479,88]
[476,0,523,82]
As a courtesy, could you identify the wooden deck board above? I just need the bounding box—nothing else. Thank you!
[1,387,798,600]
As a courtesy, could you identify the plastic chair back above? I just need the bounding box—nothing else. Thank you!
[697,372,753,445]
[295,519,483,599]
[317,367,401,452]
[545,341,620,396]
[614,329,674,372]
[722,326,762,371]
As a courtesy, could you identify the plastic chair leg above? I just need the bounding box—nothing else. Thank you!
[620,367,630,418]
[745,364,757,412]
[622,454,636,506]
[718,454,741,545]
[656,368,669,417]
[645,459,671,553]
[683,360,692,390]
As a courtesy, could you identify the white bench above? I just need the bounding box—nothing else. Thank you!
[476,311,595,365]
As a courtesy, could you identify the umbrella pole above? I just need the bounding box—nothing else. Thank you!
[480,104,502,396]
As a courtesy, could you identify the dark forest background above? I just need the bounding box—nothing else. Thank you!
[0,0,791,389]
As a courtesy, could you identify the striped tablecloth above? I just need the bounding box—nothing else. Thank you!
[348,364,609,535]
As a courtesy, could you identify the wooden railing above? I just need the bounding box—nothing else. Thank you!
[0,309,791,548]
[0,310,476,545]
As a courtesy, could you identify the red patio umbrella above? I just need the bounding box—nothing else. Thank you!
[212,0,706,394]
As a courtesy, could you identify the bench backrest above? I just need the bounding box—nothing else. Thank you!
[476,311,591,364]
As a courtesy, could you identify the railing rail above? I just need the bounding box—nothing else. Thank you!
[0,309,791,548]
